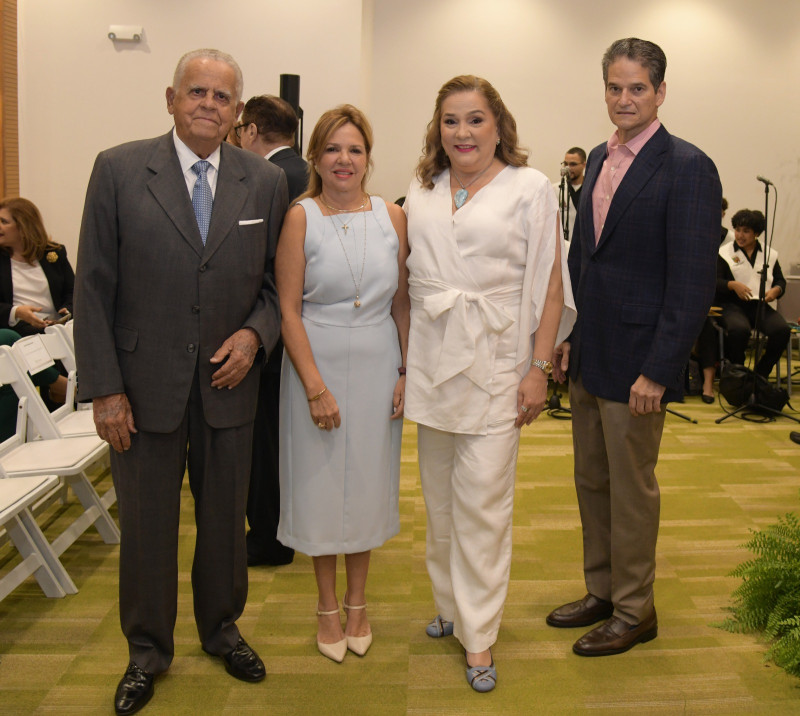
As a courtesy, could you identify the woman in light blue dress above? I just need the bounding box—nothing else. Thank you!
[275,105,409,663]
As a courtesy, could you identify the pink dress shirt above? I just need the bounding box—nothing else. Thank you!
[591,119,661,244]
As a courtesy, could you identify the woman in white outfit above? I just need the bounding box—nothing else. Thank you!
[404,76,576,691]
[276,105,409,663]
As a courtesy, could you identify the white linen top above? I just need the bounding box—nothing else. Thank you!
[404,165,576,435]
[9,259,57,325]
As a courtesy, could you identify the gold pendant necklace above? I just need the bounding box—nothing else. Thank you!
[320,194,369,232]
[328,208,368,308]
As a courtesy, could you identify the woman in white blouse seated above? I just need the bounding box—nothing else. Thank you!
[403,75,576,692]
[0,197,74,336]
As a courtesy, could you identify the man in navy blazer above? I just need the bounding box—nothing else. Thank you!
[546,38,721,656]
[75,49,288,714]
[236,95,308,567]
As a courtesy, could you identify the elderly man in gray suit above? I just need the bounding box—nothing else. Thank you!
[74,49,287,715]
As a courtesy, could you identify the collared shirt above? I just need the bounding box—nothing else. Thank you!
[592,118,661,243]
[716,240,786,299]
[264,145,293,162]
[172,128,221,199]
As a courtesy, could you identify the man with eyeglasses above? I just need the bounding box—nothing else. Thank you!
[555,146,586,242]
[234,95,308,569]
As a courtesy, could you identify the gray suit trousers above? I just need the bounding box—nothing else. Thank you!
[111,369,253,674]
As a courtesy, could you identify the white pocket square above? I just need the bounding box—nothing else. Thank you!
[239,219,264,225]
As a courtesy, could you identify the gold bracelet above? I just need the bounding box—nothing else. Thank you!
[307,386,327,402]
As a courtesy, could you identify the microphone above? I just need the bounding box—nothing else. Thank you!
[756,175,774,186]
[560,164,570,178]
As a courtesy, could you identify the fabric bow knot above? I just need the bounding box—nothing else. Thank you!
[422,288,514,388]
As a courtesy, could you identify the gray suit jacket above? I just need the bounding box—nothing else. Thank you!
[74,131,288,432]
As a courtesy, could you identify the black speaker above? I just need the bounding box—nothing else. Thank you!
[279,74,300,113]
[279,74,302,153]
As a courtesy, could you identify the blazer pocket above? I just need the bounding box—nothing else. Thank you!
[114,324,138,352]
[238,219,264,226]
[621,303,661,326]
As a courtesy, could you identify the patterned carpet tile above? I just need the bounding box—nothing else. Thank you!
[2,401,800,713]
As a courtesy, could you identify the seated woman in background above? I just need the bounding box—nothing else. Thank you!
[716,208,789,379]
[0,197,74,335]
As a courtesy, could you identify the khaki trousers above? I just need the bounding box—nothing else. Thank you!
[418,421,519,653]
[569,375,665,624]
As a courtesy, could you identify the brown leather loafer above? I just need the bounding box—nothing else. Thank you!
[546,594,614,628]
[572,610,658,656]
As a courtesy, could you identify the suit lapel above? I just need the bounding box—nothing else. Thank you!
[146,132,205,257]
[596,126,669,248]
[580,151,603,250]
[203,142,247,260]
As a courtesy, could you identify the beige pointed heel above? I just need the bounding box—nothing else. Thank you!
[343,600,373,656]
[316,606,347,663]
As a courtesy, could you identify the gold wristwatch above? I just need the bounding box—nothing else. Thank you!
[530,358,553,376]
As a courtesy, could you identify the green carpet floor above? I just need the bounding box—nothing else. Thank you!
[2,394,800,714]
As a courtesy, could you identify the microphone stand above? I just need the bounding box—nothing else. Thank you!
[559,169,570,242]
[716,179,799,424]
[549,170,572,420]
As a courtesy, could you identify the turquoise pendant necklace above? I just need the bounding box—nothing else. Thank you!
[452,163,493,210]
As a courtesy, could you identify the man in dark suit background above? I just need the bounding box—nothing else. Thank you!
[547,38,721,656]
[74,49,288,714]
[235,95,308,567]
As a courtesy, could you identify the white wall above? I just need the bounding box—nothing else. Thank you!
[18,0,366,258]
[18,0,800,269]
[370,0,800,266]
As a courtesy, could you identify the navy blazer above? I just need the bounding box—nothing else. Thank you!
[567,124,722,404]
[265,147,309,374]
[269,147,308,203]
[0,245,74,335]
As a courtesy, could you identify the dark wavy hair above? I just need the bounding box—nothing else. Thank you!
[731,209,766,236]
[415,75,528,190]
[602,38,667,91]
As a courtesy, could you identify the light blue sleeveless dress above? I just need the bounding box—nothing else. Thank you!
[277,197,402,556]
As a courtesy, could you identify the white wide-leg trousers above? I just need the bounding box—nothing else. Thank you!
[418,421,519,653]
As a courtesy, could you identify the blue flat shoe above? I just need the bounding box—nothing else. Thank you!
[425,615,454,638]
[465,650,496,693]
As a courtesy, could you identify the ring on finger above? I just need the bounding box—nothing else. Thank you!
[318,421,325,429]
[521,405,529,413]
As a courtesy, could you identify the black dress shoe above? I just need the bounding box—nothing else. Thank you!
[247,550,294,567]
[572,610,658,656]
[546,594,614,628]
[701,393,715,404]
[221,637,266,682]
[246,535,294,566]
[114,662,154,715]
[790,432,800,445]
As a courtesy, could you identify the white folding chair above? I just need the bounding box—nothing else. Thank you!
[0,475,77,600]
[9,334,97,438]
[0,349,119,557]
[44,322,76,374]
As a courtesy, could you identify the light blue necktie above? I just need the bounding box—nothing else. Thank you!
[191,160,212,244]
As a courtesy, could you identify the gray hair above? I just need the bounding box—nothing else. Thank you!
[172,49,243,102]
[602,38,667,91]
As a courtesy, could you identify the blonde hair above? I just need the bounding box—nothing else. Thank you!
[296,104,374,204]
[416,75,528,190]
